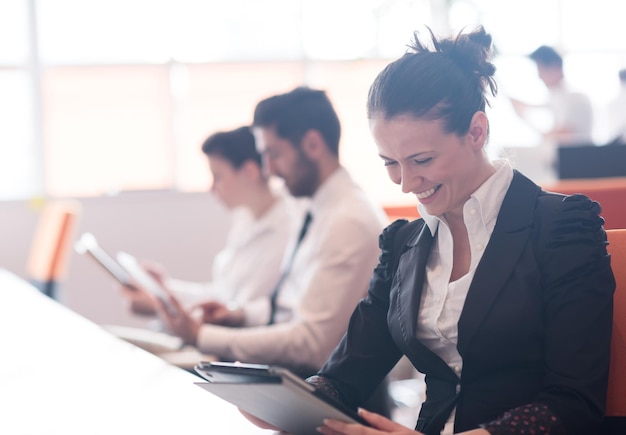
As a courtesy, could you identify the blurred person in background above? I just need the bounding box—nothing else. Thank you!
[511,45,593,147]
[507,45,594,183]
[120,125,301,326]
[605,68,626,144]
[156,88,389,404]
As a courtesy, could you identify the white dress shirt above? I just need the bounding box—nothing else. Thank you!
[606,85,626,142]
[196,167,388,371]
[548,84,593,145]
[417,160,514,434]
[168,194,301,326]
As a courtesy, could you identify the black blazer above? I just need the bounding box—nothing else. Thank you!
[318,171,615,434]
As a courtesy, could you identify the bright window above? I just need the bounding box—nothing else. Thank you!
[2,0,626,204]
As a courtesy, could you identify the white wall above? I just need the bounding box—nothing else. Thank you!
[0,190,231,328]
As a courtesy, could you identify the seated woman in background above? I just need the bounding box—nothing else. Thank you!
[276,26,614,434]
[121,126,301,327]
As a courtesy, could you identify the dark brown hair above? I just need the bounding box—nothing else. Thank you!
[367,26,497,136]
[201,126,261,169]
[253,87,341,156]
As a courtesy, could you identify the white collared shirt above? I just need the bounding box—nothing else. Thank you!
[417,160,514,434]
[167,194,301,322]
[196,167,388,371]
[548,84,593,145]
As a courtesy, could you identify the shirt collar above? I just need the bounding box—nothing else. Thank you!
[309,166,351,215]
[418,159,514,236]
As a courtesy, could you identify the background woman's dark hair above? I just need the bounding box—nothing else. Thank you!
[201,126,261,169]
[253,86,341,156]
[367,25,497,136]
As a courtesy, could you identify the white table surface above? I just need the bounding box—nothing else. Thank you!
[0,269,272,435]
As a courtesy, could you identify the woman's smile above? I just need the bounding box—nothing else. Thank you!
[416,184,442,201]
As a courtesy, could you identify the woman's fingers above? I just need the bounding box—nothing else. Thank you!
[318,408,420,435]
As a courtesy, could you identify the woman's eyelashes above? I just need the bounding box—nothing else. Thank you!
[382,157,432,168]
[414,157,432,165]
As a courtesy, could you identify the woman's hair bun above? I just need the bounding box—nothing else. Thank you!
[409,25,497,98]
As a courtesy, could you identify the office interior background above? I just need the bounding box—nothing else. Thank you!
[2,0,626,326]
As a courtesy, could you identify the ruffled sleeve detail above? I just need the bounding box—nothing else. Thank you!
[538,193,609,287]
[372,219,409,282]
[546,194,605,247]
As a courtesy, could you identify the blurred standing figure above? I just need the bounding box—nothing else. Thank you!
[120,126,300,326]
[511,45,593,146]
[605,68,626,143]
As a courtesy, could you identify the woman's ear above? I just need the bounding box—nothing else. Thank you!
[468,111,489,149]
[239,160,262,182]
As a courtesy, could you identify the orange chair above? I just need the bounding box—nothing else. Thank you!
[385,177,626,228]
[26,200,82,299]
[603,229,626,433]
[543,178,626,230]
[383,204,420,223]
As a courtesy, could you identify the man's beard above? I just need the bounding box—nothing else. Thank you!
[288,151,320,197]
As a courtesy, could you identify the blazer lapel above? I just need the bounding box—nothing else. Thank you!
[389,222,456,377]
[457,171,541,354]
[392,222,432,344]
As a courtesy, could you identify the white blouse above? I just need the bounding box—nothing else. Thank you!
[167,193,302,326]
[416,160,514,434]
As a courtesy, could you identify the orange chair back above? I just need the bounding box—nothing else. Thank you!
[26,200,81,297]
[606,228,626,417]
[383,205,420,223]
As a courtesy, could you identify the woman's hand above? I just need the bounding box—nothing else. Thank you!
[155,292,201,345]
[116,260,170,316]
[318,409,422,435]
[319,409,490,435]
[238,408,281,431]
[117,281,158,315]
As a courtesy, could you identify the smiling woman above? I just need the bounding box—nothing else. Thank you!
[297,26,616,435]
[371,114,494,220]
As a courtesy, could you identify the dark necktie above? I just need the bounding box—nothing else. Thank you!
[268,211,313,325]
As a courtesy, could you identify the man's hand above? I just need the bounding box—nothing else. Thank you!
[197,300,245,326]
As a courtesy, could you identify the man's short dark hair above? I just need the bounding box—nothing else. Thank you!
[529,45,563,68]
[253,87,341,156]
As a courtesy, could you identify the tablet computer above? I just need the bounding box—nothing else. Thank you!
[193,361,369,435]
[74,232,134,287]
[75,233,175,314]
